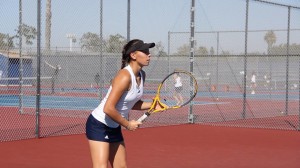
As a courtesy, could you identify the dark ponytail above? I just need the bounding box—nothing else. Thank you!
[121,57,127,69]
[121,39,141,69]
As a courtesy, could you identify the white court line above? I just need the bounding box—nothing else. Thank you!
[193,102,231,105]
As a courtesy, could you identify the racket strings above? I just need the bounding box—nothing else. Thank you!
[159,72,197,107]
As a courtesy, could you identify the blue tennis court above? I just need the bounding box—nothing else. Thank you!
[1,90,298,111]
[0,95,217,110]
[0,95,98,110]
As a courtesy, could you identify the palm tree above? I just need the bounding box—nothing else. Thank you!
[45,0,52,50]
[264,30,276,91]
[264,30,276,54]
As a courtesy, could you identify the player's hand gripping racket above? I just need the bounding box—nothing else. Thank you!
[137,70,198,122]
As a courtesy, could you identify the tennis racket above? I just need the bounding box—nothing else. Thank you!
[137,70,198,122]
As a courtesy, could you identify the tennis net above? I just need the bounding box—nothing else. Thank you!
[0,77,52,86]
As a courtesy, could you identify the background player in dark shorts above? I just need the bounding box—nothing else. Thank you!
[173,72,184,105]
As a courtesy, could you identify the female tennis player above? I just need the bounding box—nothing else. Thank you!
[86,39,163,168]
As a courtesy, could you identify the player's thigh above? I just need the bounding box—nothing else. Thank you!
[88,140,110,167]
[109,141,127,168]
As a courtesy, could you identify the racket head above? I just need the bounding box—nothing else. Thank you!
[157,70,198,109]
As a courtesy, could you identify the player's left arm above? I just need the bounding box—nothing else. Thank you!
[132,100,152,110]
[132,99,167,111]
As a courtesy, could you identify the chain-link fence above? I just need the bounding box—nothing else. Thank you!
[0,0,300,141]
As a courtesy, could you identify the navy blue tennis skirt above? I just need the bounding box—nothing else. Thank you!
[85,114,124,143]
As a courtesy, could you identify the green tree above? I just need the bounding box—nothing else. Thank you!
[271,43,300,55]
[15,23,37,46]
[105,34,126,53]
[196,46,208,55]
[0,24,36,50]
[289,43,300,55]
[152,41,167,57]
[264,30,276,54]
[176,44,190,56]
[0,33,14,50]
[80,32,101,52]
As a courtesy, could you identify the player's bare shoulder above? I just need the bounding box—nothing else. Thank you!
[111,69,131,88]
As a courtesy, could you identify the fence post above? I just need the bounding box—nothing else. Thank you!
[35,0,41,138]
[188,0,195,123]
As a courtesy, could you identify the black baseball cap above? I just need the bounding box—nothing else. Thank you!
[126,40,155,55]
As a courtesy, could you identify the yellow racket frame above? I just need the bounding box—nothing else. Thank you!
[137,70,198,122]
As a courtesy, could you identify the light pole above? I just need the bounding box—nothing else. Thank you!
[66,33,76,51]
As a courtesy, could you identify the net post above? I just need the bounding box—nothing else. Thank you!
[188,114,194,124]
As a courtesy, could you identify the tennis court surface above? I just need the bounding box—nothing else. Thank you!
[0,124,299,168]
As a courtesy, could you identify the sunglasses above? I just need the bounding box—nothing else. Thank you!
[137,49,150,55]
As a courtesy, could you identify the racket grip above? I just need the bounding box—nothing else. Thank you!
[137,112,150,122]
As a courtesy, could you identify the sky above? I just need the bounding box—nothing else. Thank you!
[0,0,299,54]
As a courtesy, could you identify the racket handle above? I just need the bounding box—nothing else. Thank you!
[137,112,150,122]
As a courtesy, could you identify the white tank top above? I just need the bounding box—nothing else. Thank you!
[175,77,182,87]
[91,65,143,128]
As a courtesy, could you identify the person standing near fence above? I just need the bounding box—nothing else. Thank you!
[264,73,272,90]
[173,72,184,105]
[85,39,164,168]
[250,71,257,94]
